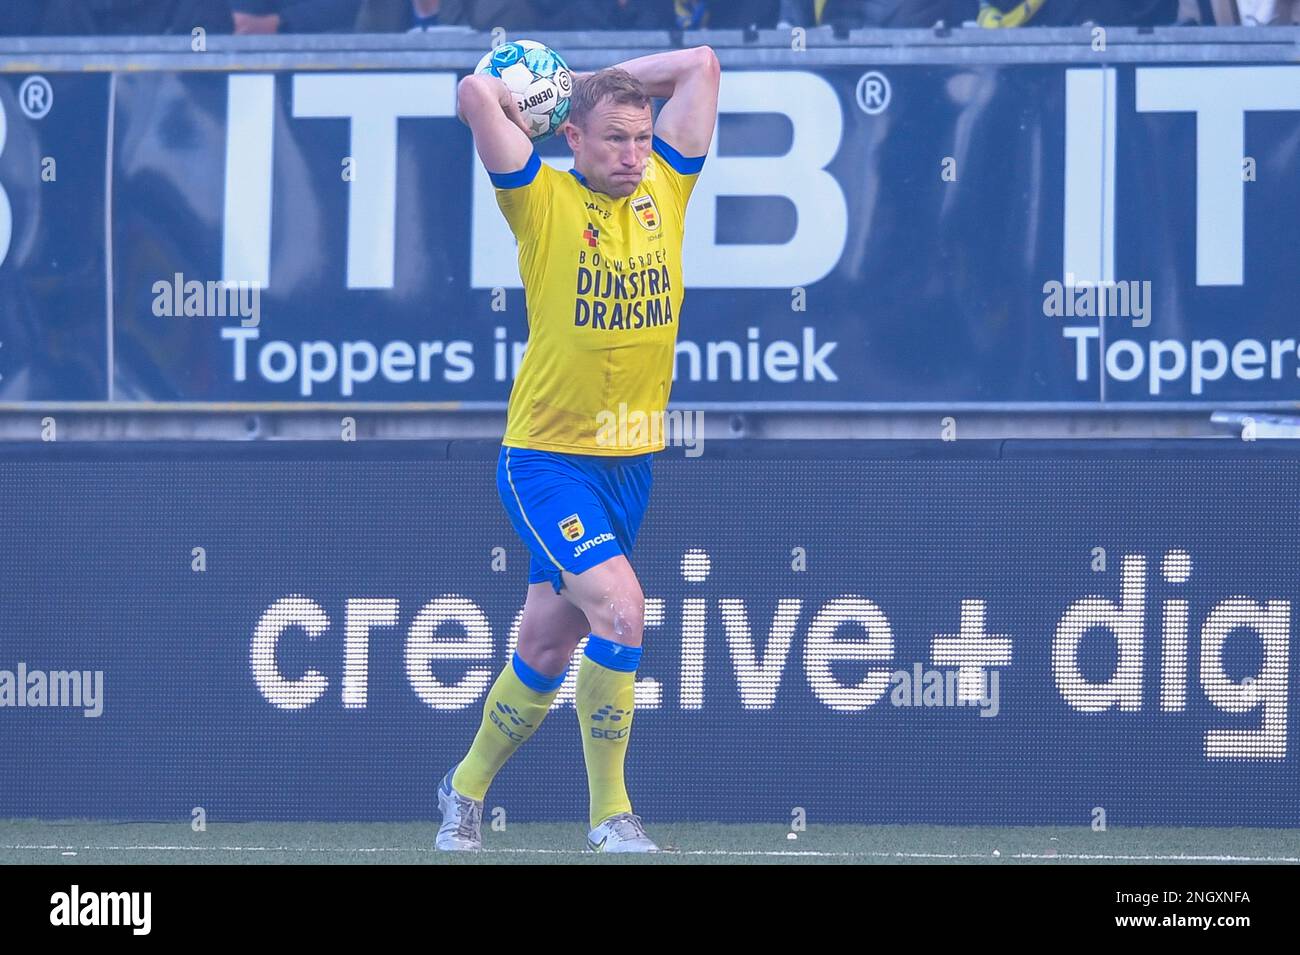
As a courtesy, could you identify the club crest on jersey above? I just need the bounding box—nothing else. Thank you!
[582,223,599,247]
[559,514,585,541]
[631,195,660,231]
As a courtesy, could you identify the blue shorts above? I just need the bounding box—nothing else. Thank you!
[496,445,654,594]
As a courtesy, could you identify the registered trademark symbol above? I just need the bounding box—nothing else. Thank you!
[19,76,54,120]
[856,71,891,115]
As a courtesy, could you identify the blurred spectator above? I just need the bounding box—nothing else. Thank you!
[467,0,539,30]
[357,0,539,30]
[229,0,362,33]
[671,1,780,28]
[1235,0,1299,22]
[1174,0,1242,23]
[973,0,1042,24]
[975,0,1179,25]
[118,0,235,32]
[674,0,709,26]
[1,0,234,35]
[532,0,674,29]
[356,0,461,30]
[779,1,973,27]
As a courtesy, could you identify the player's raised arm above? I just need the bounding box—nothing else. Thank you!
[457,73,536,177]
[607,46,720,159]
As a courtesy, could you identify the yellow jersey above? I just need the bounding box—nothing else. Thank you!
[492,137,703,455]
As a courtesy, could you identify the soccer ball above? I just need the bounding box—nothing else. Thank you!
[475,39,573,142]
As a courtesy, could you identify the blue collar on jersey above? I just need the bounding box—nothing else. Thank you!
[570,167,623,200]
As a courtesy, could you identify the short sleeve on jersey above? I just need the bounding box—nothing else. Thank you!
[651,135,706,176]
[650,135,705,217]
[493,150,555,238]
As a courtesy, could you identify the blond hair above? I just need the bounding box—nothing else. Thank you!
[569,68,651,128]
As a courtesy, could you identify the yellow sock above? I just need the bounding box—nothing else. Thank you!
[451,653,562,801]
[575,635,641,829]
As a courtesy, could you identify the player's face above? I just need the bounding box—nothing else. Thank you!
[568,102,654,198]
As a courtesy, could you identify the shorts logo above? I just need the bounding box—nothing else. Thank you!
[559,514,585,541]
[573,532,615,558]
[631,195,659,231]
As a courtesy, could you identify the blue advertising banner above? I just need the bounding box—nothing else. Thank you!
[0,73,109,400]
[2,56,1299,406]
[96,62,1300,405]
[1,440,1297,825]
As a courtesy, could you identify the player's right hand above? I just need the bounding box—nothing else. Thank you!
[457,74,532,139]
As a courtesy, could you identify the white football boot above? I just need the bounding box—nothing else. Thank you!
[586,812,659,853]
[435,769,483,851]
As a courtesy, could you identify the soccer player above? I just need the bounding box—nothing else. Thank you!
[438,44,720,852]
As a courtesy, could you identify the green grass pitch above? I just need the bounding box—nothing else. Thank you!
[1,821,1297,865]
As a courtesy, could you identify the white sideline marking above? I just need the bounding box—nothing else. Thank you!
[2,844,1297,862]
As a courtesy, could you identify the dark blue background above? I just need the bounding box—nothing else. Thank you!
[0,74,109,400]
[0,439,1296,824]
[4,65,1300,404]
